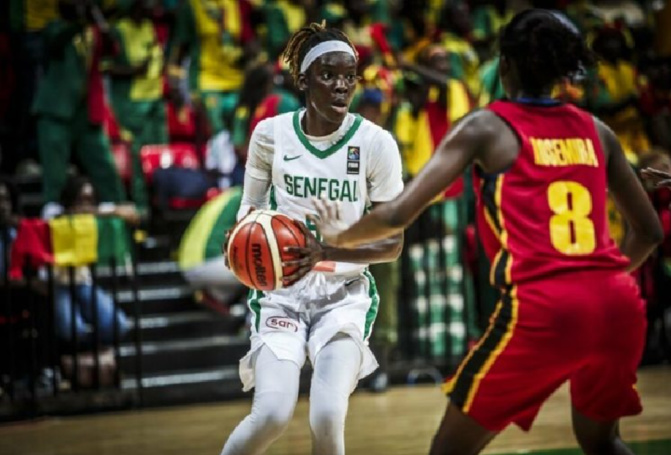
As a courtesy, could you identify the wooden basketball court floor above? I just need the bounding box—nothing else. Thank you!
[1,366,669,455]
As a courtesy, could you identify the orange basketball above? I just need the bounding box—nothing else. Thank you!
[227,210,307,291]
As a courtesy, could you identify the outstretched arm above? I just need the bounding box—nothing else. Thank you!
[315,111,495,248]
[319,202,404,264]
[281,215,403,286]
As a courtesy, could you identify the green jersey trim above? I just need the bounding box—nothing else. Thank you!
[248,289,263,331]
[292,110,363,160]
[363,270,380,339]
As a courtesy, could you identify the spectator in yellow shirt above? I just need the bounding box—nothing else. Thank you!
[169,0,258,135]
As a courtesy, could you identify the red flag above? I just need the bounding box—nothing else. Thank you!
[9,219,53,280]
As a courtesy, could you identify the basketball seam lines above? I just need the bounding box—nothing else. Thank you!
[274,217,303,282]
[245,215,260,290]
[274,217,301,245]
[261,222,279,290]
[257,213,283,289]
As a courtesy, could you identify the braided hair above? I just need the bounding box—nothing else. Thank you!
[499,9,595,96]
[281,21,358,84]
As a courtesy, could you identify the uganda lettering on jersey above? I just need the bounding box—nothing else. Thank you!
[530,137,598,167]
[283,175,359,202]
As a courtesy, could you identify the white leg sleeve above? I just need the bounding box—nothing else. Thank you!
[221,345,301,455]
[309,334,363,455]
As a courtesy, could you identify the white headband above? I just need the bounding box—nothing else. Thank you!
[299,40,356,74]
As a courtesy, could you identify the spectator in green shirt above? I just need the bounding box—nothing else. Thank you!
[262,0,311,61]
[32,0,126,217]
[104,0,168,216]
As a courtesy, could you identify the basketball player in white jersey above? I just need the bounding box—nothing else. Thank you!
[220,23,404,455]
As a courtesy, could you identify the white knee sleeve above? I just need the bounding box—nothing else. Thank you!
[221,346,301,455]
[309,334,363,455]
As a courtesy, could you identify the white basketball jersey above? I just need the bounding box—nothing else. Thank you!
[269,110,399,276]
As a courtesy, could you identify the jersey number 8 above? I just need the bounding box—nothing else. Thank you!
[547,181,596,255]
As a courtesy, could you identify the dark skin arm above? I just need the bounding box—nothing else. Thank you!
[596,119,663,270]
[282,204,404,287]
[315,111,663,273]
[314,110,511,247]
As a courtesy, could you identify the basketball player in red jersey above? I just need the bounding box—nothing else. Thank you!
[312,9,664,455]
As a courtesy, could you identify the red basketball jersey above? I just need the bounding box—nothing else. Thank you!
[474,100,629,287]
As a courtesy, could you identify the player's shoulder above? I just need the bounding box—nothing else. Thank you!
[355,115,384,135]
[253,111,293,132]
[560,101,596,123]
[454,108,506,140]
[250,111,297,145]
[354,115,395,145]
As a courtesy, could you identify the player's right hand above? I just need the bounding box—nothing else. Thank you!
[222,207,255,269]
[281,221,326,287]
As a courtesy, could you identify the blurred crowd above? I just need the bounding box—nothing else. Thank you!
[0,0,668,205]
[0,0,670,387]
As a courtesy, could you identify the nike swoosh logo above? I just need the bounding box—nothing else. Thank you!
[283,155,302,162]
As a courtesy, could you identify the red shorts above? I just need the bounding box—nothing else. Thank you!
[445,270,646,432]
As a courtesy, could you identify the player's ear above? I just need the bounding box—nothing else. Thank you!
[297,73,308,92]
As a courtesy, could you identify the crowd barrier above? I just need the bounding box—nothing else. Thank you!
[0,217,143,420]
[0,200,479,419]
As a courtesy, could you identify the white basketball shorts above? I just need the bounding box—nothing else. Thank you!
[238,270,381,391]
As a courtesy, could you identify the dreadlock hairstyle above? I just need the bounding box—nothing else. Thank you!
[281,21,358,84]
[499,9,595,96]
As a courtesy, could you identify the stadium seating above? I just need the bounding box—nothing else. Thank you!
[140,143,206,209]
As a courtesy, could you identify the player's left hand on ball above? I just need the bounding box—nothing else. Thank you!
[281,221,326,287]
[641,167,671,189]
[310,197,349,247]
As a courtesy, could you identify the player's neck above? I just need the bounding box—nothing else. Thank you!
[302,108,343,137]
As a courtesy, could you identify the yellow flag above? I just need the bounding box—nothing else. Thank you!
[49,214,98,266]
[447,80,471,123]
